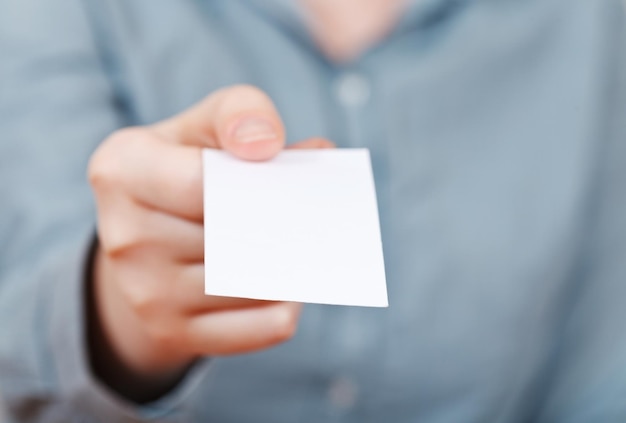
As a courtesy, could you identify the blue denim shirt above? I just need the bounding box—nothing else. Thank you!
[1,0,626,421]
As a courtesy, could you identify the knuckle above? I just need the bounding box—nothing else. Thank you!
[228,83,266,98]
[147,324,179,350]
[218,84,271,108]
[98,215,146,257]
[124,282,163,319]
[88,147,117,190]
[87,127,147,189]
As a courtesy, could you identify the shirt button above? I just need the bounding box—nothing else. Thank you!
[334,72,371,108]
[328,376,359,409]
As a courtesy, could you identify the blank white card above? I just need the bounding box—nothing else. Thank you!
[203,148,388,307]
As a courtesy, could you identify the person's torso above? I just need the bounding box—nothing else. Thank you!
[84,0,619,421]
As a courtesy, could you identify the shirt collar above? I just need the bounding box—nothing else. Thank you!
[237,0,468,60]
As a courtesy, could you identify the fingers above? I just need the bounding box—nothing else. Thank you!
[89,131,336,224]
[185,302,302,355]
[172,264,279,314]
[153,85,286,161]
[90,86,319,377]
[287,137,336,149]
[96,199,204,261]
[89,128,204,222]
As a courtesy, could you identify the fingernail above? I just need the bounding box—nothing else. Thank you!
[232,118,278,144]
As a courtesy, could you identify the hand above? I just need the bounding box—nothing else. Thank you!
[87,85,333,400]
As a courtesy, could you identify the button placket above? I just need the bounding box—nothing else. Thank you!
[334,72,372,108]
[328,376,359,410]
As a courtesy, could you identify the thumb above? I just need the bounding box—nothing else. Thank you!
[152,85,285,161]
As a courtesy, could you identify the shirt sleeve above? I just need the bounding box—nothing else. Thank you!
[535,2,626,421]
[0,0,209,421]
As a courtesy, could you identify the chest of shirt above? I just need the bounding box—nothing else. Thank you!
[87,0,605,420]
